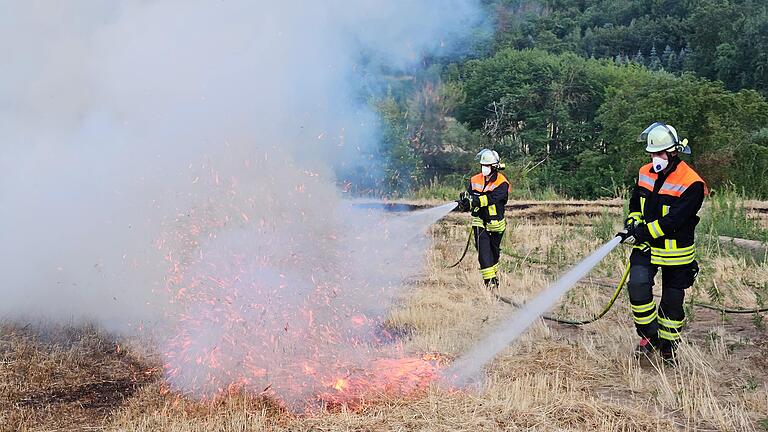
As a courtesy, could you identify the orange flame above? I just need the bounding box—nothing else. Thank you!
[157,163,448,411]
[333,378,348,391]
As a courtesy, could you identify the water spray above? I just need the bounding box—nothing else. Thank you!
[444,235,623,386]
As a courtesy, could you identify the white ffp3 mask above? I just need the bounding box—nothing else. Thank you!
[652,157,668,173]
[481,166,492,176]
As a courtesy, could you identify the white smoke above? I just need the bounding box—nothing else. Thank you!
[0,0,482,407]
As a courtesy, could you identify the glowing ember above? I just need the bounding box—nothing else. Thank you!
[156,165,454,411]
[318,355,445,408]
[333,378,348,392]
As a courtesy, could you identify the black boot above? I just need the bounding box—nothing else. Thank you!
[659,343,678,366]
[484,277,499,291]
[634,335,660,358]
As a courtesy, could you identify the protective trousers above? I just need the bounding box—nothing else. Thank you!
[627,249,698,351]
[474,226,503,283]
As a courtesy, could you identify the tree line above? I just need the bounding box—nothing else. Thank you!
[373,0,768,199]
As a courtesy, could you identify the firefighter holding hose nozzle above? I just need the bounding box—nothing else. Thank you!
[617,122,708,364]
[457,149,510,291]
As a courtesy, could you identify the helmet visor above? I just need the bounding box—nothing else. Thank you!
[638,122,680,153]
[636,122,666,143]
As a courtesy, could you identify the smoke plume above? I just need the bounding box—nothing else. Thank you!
[0,1,482,407]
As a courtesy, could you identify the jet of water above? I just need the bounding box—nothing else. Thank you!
[444,236,622,386]
[392,202,458,232]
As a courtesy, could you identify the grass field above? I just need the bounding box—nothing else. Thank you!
[2,201,767,431]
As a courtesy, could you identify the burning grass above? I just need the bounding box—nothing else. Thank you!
[2,202,768,431]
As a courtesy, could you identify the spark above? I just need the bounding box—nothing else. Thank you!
[155,170,450,411]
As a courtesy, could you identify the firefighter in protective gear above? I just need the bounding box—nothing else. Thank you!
[457,149,510,290]
[618,122,707,363]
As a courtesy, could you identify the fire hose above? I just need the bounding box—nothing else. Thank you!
[494,262,631,325]
[446,227,768,323]
[445,225,473,268]
[444,224,768,385]
[683,302,768,314]
[492,260,768,322]
[445,225,630,324]
[446,237,625,385]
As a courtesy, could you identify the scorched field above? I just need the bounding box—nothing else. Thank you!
[2,199,767,432]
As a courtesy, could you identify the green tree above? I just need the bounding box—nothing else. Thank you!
[648,44,661,70]
[375,95,423,194]
[596,73,768,195]
[481,0,767,95]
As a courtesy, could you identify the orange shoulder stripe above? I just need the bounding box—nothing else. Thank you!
[493,173,510,192]
[471,172,510,193]
[470,173,485,192]
[659,162,708,197]
[637,163,656,191]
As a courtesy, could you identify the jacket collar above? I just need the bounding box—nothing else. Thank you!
[660,155,682,177]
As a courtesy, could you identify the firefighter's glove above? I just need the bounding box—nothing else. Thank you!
[617,222,645,245]
[457,191,471,212]
[624,216,639,230]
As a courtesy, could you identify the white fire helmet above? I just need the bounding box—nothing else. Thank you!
[475,148,501,166]
[637,122,691,154]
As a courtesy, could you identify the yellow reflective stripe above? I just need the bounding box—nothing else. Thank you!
[647,220,664,239]
[479,195,489,207]
[631,301,656,313]
[474,218,507,232]
[651,254,696,266]
[640,197,646,214]
[658,207,672,247]
[634,312,658,325]
[486,219,506,233]
[658,329,681,341]
[650,245,694,256]
[663,238,680,251]
[657,317,684,329]
[488,204,497,216]
[480,266,497,279]
[628,212,643,222]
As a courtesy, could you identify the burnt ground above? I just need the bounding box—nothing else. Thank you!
[5,302,764,431]
[2,201,767,431]
[15,374,152,412]
[0,324,162,431]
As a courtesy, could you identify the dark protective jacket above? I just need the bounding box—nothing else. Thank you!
[467,171,510,232]
[627,158,707,266]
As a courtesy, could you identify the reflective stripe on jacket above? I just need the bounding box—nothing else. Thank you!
[629,159,707,266]
[468,172,510,232]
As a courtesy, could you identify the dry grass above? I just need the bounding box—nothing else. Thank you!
[2,204,767,431]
